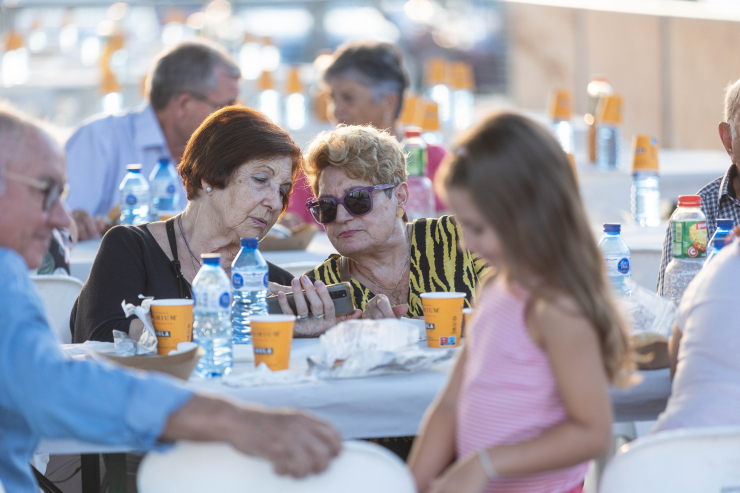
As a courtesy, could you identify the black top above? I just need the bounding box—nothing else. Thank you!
[70,224,294,343]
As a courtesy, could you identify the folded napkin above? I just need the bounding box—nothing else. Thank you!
[221,363,316,388]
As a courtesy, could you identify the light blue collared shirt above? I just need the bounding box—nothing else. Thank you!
[0,247,193,493]
[65,104,179,217]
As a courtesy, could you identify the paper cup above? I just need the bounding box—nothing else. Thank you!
[631,135,659,173]
[421,292,465,348]
[462,308,474,338]
[250,315,296,371]
[150,299,194,356]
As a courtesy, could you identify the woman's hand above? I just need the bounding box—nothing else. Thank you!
[275,276,362,337]
[362,294,409,320]
[427,452,489,493]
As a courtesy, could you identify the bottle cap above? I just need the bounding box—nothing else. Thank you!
[717,218,734,230]
[241,237,259,249]
[400,94,419,126]
[597,95,622,124]
[631,135,659,173]
[201,253,221,265]
[425,58,449,87]
[548,89,573,120]
[286,67,302,94]
[603,223,621,233]
[451,61,475,90]
[678,195,701,208]
[126,164,142,173]
[158,158,171,166]
[258,70,274,91]
[404,127,422,138]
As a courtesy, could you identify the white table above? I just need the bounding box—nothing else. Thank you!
[69,233,338,283]
[37,338,671,455]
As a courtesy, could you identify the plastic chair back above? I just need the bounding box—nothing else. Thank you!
[0,477,5,493]
[138,440,415,493]
[600,426,740,493]
[30,275,83,344]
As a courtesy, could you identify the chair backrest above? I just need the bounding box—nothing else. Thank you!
[0,477,5,493]
[138,440,415,493]
[600,426,740,493]
[30,275,84,344]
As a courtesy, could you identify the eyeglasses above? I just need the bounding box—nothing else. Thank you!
[188,91,237,112]
[0,169,69,211]
[306,184,397,225]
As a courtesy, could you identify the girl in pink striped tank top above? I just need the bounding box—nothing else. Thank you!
[408,113,633,493]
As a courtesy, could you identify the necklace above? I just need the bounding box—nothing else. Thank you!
[178,215,201,273]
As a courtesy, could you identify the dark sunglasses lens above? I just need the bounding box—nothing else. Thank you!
[312,200,338,224]
[343,190,372,216]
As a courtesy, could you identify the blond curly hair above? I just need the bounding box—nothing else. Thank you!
[303,125,408,196]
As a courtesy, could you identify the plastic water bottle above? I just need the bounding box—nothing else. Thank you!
[119,164,150,225]
[598,223,631,297]
[402,127,435,220]
[664,195,707,306]
[597,125,621,171]
[549,89,574,154]
[709,218,734,247]
[230,238,269,344]
[705,236,728,266]
[192,254,233,377]
[631,172,661,227]
[149,158,180,217]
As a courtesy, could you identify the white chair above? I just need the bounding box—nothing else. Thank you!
[30,275,83,344]
[600,426,740,493]
[138,440,415,493]
[0,478,5,493]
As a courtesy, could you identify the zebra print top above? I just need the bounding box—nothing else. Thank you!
[304,216,490,317]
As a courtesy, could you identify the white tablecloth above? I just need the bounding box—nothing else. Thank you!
[36,338,671,455]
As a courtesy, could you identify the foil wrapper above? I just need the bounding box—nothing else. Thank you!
[621,280,676,338]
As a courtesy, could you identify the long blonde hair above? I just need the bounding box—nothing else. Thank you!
[438,112,633,386]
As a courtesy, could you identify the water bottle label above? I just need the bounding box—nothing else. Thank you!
[193,289,232,312]
[405,147,427,176]
[672,221,707,259]
[151,181,176,198]
[605,256,630,276]
[232,271,269,291]
[125,194,137,206]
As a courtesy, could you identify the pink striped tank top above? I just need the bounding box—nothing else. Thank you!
[457,278,588,493]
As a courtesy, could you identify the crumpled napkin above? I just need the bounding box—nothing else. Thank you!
[119,295,158,355]
[221,363,316,388]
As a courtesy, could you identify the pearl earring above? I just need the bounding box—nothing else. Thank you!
[206,186,212,193]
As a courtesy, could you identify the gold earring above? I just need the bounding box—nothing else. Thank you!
[396,207,404,218]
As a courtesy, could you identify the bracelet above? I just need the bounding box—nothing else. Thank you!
[477,449,498,481]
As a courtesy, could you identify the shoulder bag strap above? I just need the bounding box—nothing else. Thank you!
[339,256,351,284]
[165,217,188,298]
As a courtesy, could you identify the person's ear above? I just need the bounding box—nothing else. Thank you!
[719,122,735,161]
[395,182,409,208]
[169,92,192,119]
[201,179,213,195]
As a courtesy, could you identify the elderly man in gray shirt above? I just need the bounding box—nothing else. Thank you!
[66,39,240,240]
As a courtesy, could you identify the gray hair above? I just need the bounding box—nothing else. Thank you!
[0,102,61,196]
[724,79,740,138]
[323,40,408,119]
[148,39,240,111]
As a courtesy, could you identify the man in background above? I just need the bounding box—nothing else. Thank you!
[66,39,240,240]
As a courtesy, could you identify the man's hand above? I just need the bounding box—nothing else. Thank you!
[71,209,105,241]
[162,395,342,478]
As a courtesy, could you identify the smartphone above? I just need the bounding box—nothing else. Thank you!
[266,282,355,317]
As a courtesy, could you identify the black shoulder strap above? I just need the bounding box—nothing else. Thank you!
[166,217,189,299]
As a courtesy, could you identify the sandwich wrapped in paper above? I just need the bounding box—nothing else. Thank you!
[621,281,676,369]
[307,318,455,379]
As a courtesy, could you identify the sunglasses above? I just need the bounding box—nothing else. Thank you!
[0,169,69,211]
[306,184,397,225]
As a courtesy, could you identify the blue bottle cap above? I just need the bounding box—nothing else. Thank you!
[201,253,221,265]
[126,164,142,173]
[717,218,734,230]
[241,237,259,249]
[603,223,621,233]
[158,157,171,166]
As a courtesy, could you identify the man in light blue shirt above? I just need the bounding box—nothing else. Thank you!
[66,39,240,240]
[0,106,340,492]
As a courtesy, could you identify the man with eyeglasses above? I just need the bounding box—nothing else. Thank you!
[657,78,740,295]
[65,38,240,240]
[0,105,340,493]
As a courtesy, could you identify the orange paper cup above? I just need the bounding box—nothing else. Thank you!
[421,292,465,348]
[150,299,194,356]
[462,308,474,338]
[250,315,296,371]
